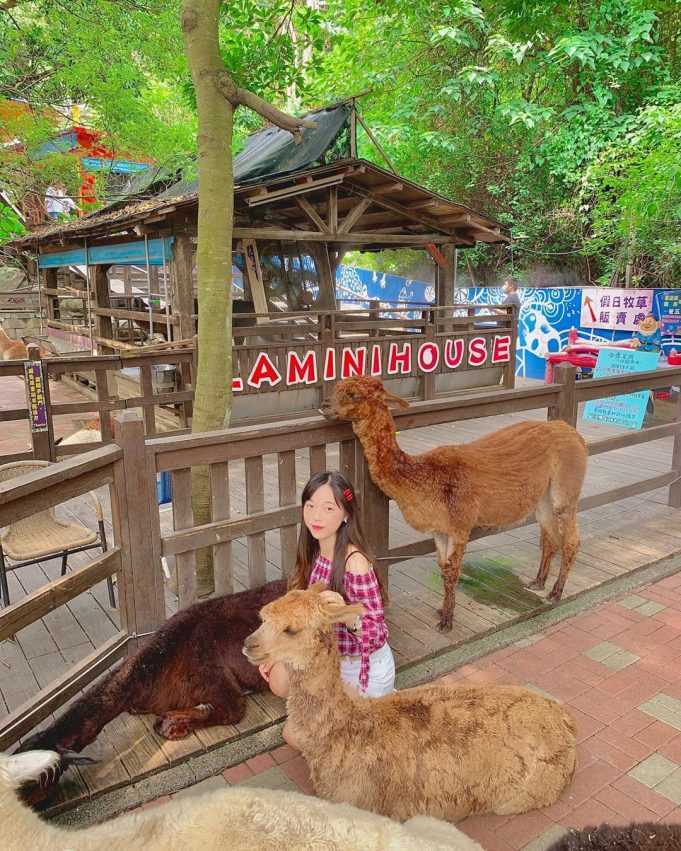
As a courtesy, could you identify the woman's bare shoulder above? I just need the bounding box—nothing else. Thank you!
[345,547,371,575]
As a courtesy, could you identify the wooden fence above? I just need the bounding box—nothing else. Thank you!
[0,413,163,748]
[0,344,194,464]
[2,362,680,747]
[0,304,515,461]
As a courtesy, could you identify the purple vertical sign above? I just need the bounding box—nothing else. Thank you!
[24,361,48,432]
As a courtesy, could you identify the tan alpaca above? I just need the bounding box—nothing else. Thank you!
[0,323,28,360]
[1,749,481,851]
[333,376,588,630]
[244,585,577,823]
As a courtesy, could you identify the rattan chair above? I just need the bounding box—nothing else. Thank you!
[0,461,115,608]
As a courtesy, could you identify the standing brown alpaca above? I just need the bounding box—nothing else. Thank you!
[333,377,587,631]
[243,584,577,822]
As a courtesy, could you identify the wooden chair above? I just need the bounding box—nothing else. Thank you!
[0,460,115,609]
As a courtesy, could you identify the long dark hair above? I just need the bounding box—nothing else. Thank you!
[289,471,384,598]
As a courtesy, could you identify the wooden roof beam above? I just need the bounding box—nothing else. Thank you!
[244,174,344,207]
[369,182,404,196]
[346,184,457,234]
[338,197,373,234]
[295,197,330,233]
[232,227,461,245]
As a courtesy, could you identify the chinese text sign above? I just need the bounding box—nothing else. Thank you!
[583,348,659,431]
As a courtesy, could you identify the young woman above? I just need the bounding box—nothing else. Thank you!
[260,471,395,719]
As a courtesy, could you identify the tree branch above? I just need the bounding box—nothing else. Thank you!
[215,71,315,143]
[0,0,23,10]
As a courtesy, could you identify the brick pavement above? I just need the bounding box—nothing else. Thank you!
[123,574,681,849]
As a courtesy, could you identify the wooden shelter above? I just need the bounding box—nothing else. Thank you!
[8,102,509,354]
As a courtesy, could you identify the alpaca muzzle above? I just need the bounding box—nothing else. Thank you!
[242,633,265,664]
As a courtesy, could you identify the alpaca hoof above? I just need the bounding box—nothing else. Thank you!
[547,585,564,603]
[527,579,545,591]
[155,716,190,740]
[437,613,453,632]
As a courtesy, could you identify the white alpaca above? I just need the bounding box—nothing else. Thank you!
[2,750,482,851]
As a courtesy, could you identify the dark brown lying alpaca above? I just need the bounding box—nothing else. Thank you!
[548,822,681,850]
[20,580,286,756]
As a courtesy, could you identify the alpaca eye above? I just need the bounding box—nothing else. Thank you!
[284,626,300,636]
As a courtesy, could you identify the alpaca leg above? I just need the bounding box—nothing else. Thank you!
[155,670,245,739]
[435,534,466,632]
[528,492,559,590]
[548,507,580,602]
[528,528,559,590]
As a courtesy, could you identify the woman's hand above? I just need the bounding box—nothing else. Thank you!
[258,663,273,683]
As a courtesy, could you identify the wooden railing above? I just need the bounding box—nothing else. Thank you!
[0,412,163,748]
[144,361,681,609]
[0,304,515,461]
[0,344,194,464]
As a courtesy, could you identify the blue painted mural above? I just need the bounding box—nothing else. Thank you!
[336,266,681,380]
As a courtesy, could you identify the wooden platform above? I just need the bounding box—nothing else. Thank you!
[2,388,681,813]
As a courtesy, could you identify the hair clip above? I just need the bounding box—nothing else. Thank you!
[343,487,353,502]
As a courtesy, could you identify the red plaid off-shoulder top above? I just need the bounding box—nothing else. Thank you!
[309,553,388,692]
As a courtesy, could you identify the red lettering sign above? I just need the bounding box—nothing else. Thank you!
[468,337,488,367]
[370,344,382,376]
[341,346,367,379]
[323,347,336,380]
[232,377,243,392]
[417,341,440,373]
[247,352,282,389]
[444,338,464,369]
[492,335,512,364]
[387,342,412,375]
[287,350,318,385]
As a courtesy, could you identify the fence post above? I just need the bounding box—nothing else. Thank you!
[421,308,436,401]
[549,363,578,427]
[503,307,517,390]
[669,389,681,508]
[111,410,165,648]
[24,344,54,461]
[356,441,391,598]
[320,312,335,411]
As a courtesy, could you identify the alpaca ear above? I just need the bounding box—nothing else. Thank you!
[320,596,365,626]
[382,389,410,409]
[309,581,327,595]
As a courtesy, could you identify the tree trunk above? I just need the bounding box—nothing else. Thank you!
[182,0,234,596]
[180,0,314,597]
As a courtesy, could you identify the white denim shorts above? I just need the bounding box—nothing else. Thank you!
[340,642,396,698]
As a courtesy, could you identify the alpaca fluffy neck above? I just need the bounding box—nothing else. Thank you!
[0,778,56,849]
[352,403,409,500]
[286,631,356,751]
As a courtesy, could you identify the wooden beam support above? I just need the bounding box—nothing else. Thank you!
[346,184,457,234]
[232,228,461,245]
[170,233,195,342]
[328,186,338,232]
[295,197,330,233]
[338,197,373,234]
[245,174,344,207]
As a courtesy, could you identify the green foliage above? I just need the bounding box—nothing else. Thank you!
[1,0,678,286]
[0,203,25,242]
[304,0,680,284]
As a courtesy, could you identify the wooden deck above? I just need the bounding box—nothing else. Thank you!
[3,382,681,813]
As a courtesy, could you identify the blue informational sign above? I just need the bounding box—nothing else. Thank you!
[583,348,660,430]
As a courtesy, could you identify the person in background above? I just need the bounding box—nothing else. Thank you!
[45,182,80,221]
[497,277,521,313]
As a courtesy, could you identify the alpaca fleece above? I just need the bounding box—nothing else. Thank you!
[1,750,484,851]
[244,585,578,822]
[333,376,587,630]
[21,580,286,769]
[547,821,681,850]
